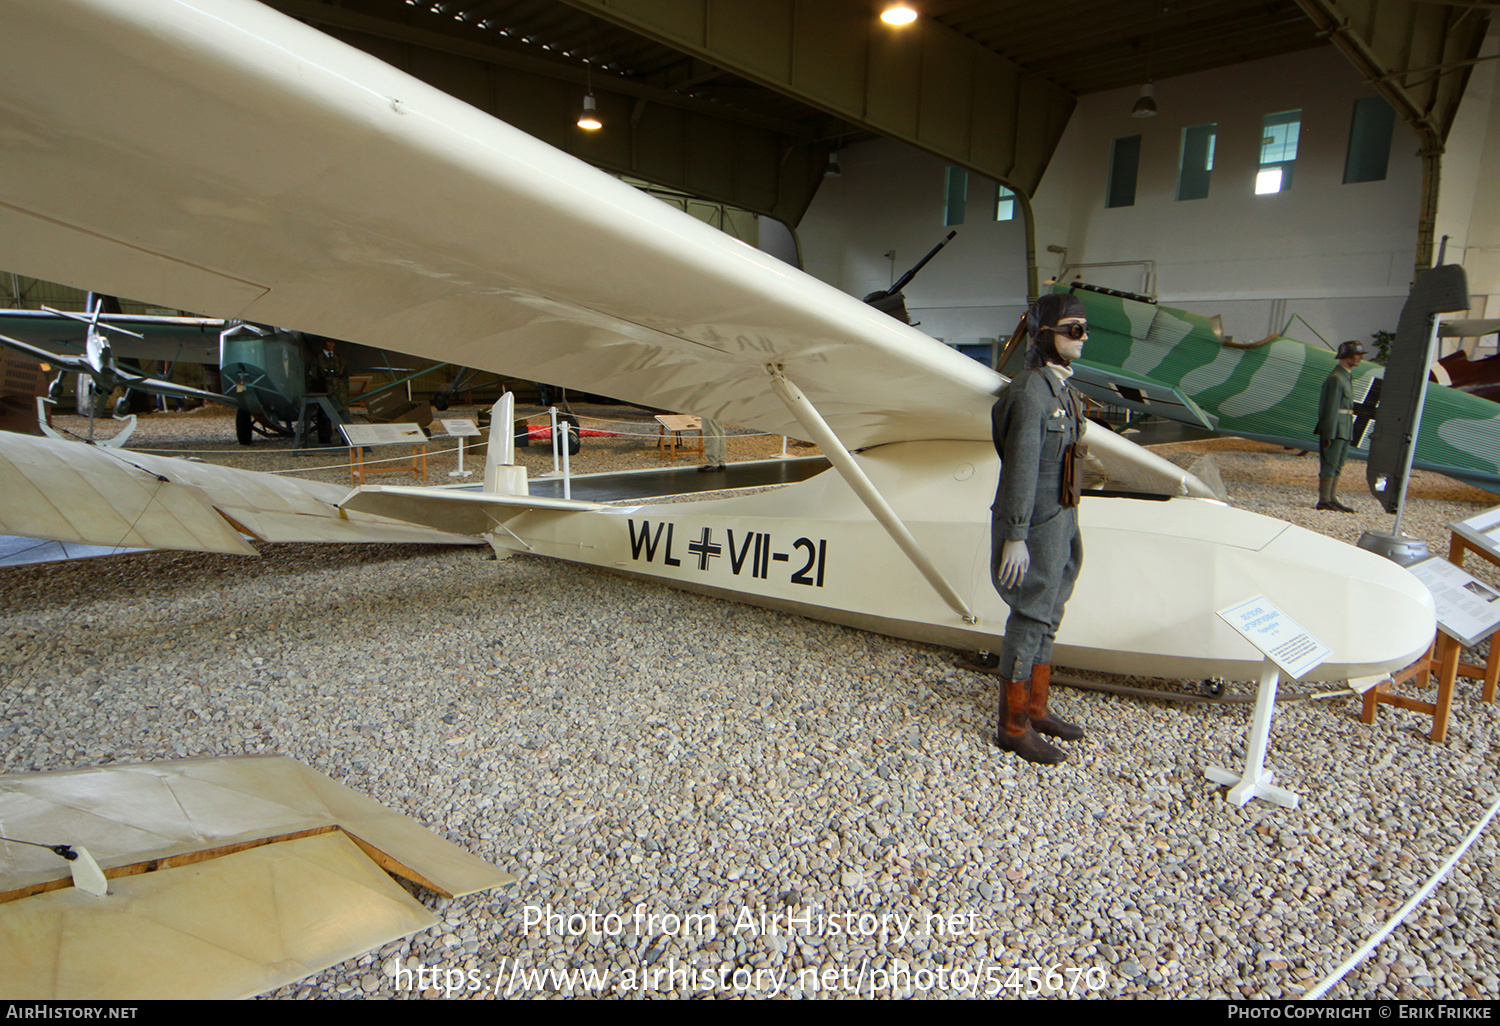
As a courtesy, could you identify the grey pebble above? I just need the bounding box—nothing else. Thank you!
[5,413,1498,1001]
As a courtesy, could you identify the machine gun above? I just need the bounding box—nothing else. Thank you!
[861,230,957,325]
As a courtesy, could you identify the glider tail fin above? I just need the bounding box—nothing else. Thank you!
[484,392,528,497]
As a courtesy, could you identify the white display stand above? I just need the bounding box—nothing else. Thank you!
[440,418,479,478]
[1204,658,1301,809]
[1205,596,1331,809]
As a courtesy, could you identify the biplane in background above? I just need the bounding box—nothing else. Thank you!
[1056,283,1500,493]
[0,301,495,443]
[0,0,1435,683]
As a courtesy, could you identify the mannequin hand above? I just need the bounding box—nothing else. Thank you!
[1321,438,1330,451]
[999,540,1030,589]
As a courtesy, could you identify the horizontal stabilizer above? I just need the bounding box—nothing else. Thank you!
[0,431,482,554]
[1440,319,1500,338]
[341,485,607,536]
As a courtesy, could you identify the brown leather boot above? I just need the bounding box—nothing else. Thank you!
[996,676,1065,765]
[1028,663,1083,741]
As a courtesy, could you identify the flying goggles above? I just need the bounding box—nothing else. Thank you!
[1046,322,1089,340]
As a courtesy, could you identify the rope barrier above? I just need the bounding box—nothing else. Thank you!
[1302,790,1500,999]
[123,419,789,453]
[265,443,465,475]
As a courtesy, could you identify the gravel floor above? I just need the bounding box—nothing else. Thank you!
[3,412,1499,1000]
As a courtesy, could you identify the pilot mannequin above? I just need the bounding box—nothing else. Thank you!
[989,293,1089,765]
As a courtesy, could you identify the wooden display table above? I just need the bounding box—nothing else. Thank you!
[1445,532,1500,703]
[341,423,430,485]
[654,414,703,460]
[349,443,427,485]
[1360,633,1461,742]
[1361,522,1500,742]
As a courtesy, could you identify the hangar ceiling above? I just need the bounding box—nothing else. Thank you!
[267,0,1343,225]
[267,1,1491,251]
[261,0,1493,287]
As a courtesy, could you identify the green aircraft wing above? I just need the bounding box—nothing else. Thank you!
[1064,283,1500,493]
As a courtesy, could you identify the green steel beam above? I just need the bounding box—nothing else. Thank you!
[1294,0,1492,272]
[554,0,1077,278]
[264,0,829,224]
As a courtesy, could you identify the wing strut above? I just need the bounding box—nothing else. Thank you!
[766,366,976,624]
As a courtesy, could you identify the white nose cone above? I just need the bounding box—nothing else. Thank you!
[1259,523,1435,680]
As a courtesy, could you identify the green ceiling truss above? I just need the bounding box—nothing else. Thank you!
[1294,0,1493,273]
[555,0,1076,294]
[264,0,830,225]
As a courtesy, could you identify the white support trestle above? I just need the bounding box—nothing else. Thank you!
[1205,657,1301,808]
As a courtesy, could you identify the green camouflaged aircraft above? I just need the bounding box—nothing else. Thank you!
[1055,282,1500,493]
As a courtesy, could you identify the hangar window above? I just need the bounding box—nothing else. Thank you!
[995,185,1015,222]
[1176,123,1216,201]
[1107,135,1141,208]
[1256,110,1301,194]
[944,166,968,226]
[1344,96,1396,184]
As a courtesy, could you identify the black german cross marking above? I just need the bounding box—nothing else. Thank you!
[687,526,723,571]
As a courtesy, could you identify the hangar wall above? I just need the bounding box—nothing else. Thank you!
[799,140,1029,346]
[798,46,1426,353]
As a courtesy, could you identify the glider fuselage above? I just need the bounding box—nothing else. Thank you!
[476,440,1435,683]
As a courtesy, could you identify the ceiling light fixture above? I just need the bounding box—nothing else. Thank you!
[880,5,917,26]
[1131,82,1158,119]
[825,151,842,178]
[578,93,602,130]
[577,19,602,130]
[1132,5,1162,119]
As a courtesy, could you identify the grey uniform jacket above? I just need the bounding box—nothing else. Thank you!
[990,365,1082,542]
[1317,366,1354,441]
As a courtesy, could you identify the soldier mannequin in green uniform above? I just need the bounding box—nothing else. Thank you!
[312,337,349,410]
[310,336,349,444]
[1316,340,1365,512]
[989,293,1090,765]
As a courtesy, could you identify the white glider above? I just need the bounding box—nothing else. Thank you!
[0,0,1435,681]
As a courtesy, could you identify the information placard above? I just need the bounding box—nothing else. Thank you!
[341,422,427,446]
[439,418,480,438]
[1406,556,1500,649]
[1448,503,1500,564]
[1216,596,1330,680]
[654,414,701,432]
